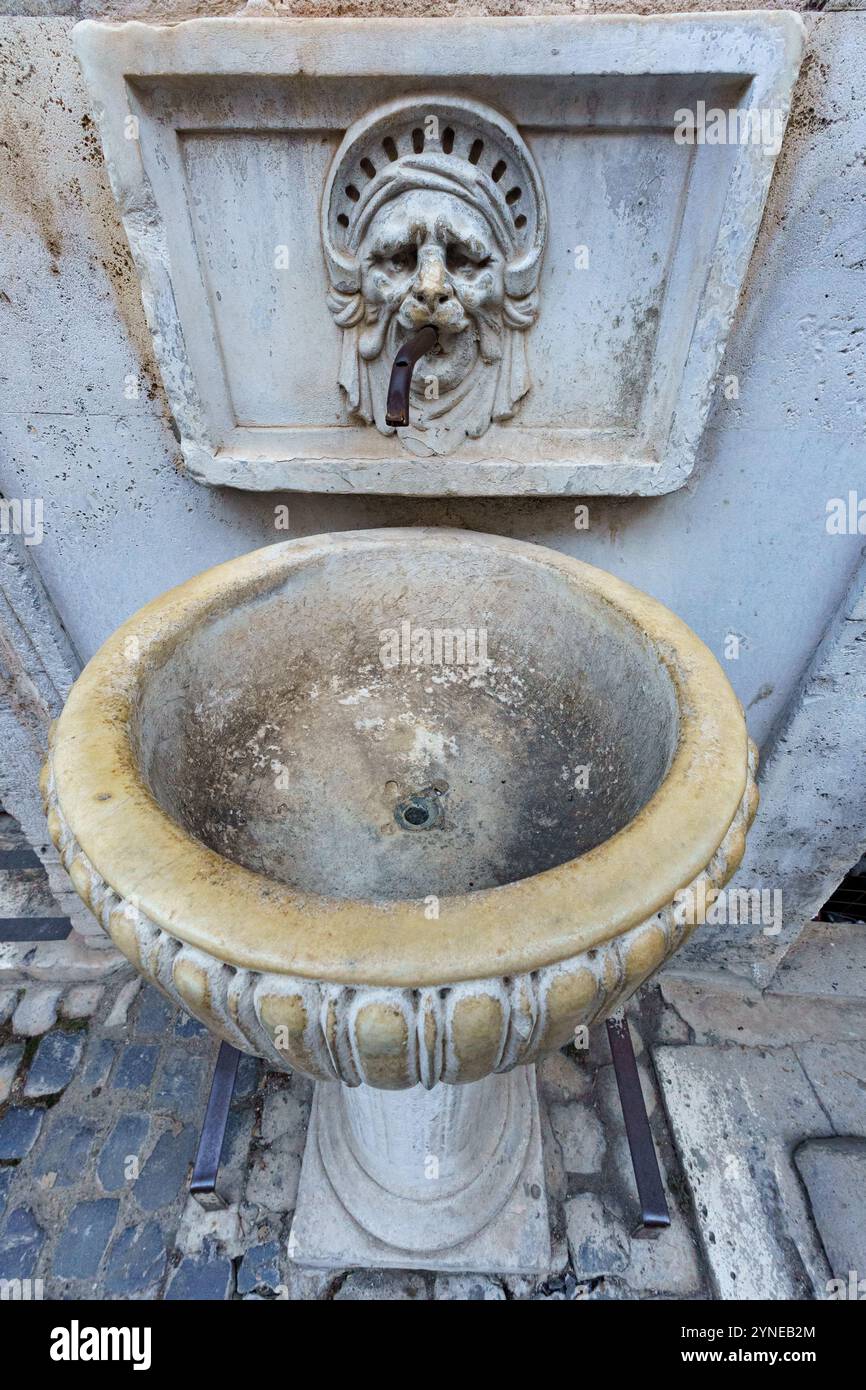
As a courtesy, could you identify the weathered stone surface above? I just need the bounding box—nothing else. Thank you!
[211,1100,253,1185]
[113,1044,158,1092]
[549,1230,570,1279]
[537,1051,592,1104]
[0,1169,11,1222]
[795,1041,866,1134]
[165,1247,233,1300]
[539,1100,567,1207]
[97,1114,150,1192]
[280,1262,339,1301]
[246,1139,301,1213]
[2,938,125,987]
[103,1220,167,1297]
[0,989,18,1026]
[11,986,61,1037]
[549,1102,606,1175]
[775,921,866,1000]
[622,1217,703,1296]
[81,1037,116,1090]
[234,1053,261,1099]
[24,1028,84,1097]
[154,1047,207,1111]
[660,975,866,1047]
[564,1194,630,1278]
[654,1000,691,1045]
[237,1240,282,1295]
[54,1198,119,1278]
[0,1206,44,1280]
[292,1067,550,1275]
[60,984,103,1019]
[333,1269,428,1301]
[0,1043,24,1103]
[433,1273,506,1300]
[795,1137,866,1280]
[654,1045,830,1299]
[261,1087,306,1147]
[174,1011,209,1039]
[174,1198,243,1260]
[104,978,142,1028]
[0,863,60,918]
[0,1106,44,1161]
[134,1128,196,1212]
[135,985,176,1034]
[33,1116,97,1188]
[603,1127,631,1188]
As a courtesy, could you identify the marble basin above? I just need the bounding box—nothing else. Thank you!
[42,528,757,1270]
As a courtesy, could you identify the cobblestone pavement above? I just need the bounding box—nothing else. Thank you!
[1,817,864,1301]
[0,969,709,1301]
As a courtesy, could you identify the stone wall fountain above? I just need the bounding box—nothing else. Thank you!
[72,11,803,494]
[44,10,801,1272]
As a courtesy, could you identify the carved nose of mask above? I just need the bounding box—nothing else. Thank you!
[412,258,453,314]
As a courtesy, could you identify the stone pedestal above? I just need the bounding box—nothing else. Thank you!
[290,1066,550,1274]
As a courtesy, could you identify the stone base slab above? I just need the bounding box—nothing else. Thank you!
[289,1071,551,1275]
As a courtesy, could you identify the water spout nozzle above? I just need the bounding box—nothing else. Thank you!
[385,325,438,428]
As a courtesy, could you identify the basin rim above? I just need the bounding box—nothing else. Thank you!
[48,527,749,988]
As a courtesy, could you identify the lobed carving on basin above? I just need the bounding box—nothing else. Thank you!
[43,750,756,1087]
[41,529,758,1089]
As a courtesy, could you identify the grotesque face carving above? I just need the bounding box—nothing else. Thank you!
[359,190,506,399]
[322,98,547,455]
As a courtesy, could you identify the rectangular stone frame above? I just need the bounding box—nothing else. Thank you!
[73,13,804,496]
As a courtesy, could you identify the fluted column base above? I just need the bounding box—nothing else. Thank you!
[289,1066,550,1274]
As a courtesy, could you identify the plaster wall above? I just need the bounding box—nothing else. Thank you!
[1,2,864,977]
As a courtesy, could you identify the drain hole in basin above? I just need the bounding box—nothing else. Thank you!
[395,794,441,831]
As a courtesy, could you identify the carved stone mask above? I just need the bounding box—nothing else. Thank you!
[322,98,547,455]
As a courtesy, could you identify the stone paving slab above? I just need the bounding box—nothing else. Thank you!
[654,1044,832,1299]
[0,1043,24,1103]
[775,921,866,999]
[660,974,866,1047]
[795,1041,866,1135]
[794,1137,866,1280]
[11,987,62,1038]
[24,1029,85,1097]
[0,1106,44,1161]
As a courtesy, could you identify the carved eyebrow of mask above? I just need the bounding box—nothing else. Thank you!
[323,97,546,277]
[368,205,491,257]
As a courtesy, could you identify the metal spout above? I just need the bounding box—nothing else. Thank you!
[384,325,438,428]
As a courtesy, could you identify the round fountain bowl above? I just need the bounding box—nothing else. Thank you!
[43,529,757,1088]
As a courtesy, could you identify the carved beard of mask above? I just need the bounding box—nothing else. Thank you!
[358,190,507,400]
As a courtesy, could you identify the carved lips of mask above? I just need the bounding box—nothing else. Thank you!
[359,190,507,392]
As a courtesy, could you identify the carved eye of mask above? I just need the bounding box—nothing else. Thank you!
[446,243,492,274]
[373,245,418,275]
